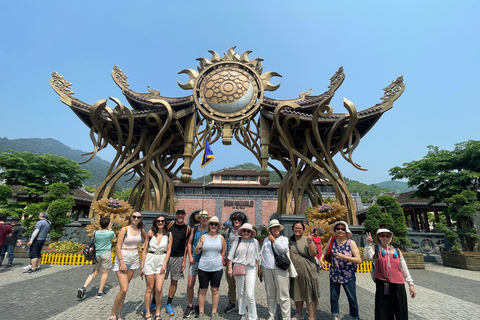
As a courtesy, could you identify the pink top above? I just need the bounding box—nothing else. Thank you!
[122,227,142,249]
[312,236,322,260]
[374,245,404,284]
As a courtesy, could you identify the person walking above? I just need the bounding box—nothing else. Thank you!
[311,228,323,262]
[24,212,51,274]
[195,216,225,320]
[140,214,173,320]
[223,212,247,314]
[77,217,115,299]
[227,223,259,320]
[289,221,320,320]
[184,210,209,318]
[258,219,291,320]
[109,211,148,320]
[0,216,24,268]
[319,221,361,320]
[365,229,416,320]
[164,208,191,316]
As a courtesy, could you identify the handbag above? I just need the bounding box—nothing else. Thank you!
[232,264,246,276]
[272,243,290,270]
[325,236,335,263]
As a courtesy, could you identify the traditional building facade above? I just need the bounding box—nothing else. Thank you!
[175,169,362,228]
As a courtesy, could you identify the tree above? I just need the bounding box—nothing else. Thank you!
[389,140,480,204]
[0,150,91,202]
[443,190,479,252]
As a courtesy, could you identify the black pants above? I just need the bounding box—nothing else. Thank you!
[375,280,408,320]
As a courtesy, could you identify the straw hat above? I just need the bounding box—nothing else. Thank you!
[195,210,211,221]
[267,219,284,231]
[238,223,256,237]
[208,216,220,225]
[329,221,352,238]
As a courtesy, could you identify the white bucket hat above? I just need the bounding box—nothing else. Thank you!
[267,219,284,231]
[329,221,352,238]
[376,228,393,235]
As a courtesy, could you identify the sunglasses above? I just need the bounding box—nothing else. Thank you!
[132,215,142,220]
[156,220,165,223]
[210,223,219,226]
[242,230,251,233]
[233,218,243,222]
[379,234,392,238]
[335,228,346,231]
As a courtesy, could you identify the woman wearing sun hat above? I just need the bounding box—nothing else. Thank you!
[259,219,291,320]
[365,228,416,320]
[227,223,260,320]
[195,216,225,320]
[319,221,362,320]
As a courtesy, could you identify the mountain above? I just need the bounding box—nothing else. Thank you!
[0,137,133,188]
[373,180,413,192]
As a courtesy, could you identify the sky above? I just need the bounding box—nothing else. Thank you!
[1,1,479,185]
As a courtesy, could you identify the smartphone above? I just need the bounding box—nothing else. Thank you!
[259,275,263,282]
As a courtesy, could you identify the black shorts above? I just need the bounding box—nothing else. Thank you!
[30,240,46,259]
[198,269,223,289]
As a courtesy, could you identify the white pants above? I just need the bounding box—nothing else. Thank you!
[263,267,291,320]
[234,265,257,320]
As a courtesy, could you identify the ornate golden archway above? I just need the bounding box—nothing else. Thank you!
[50,47,404,224]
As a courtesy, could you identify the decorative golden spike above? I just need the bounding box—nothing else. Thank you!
[147,86,160,96]
[328,66,345,90]
[177,69,199,90]
[196,56,212,71]
[299,88,313,98]
[380,76,405,102]
[208,50,220,62]
[240,50,252,63]
[225,46,239,61]
[112,65,129,88]
[261,71,282,91]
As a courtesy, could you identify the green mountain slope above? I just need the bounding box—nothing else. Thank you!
[373,180,413,192]
[0,137,133,188]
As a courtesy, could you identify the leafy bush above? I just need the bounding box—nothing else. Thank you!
[42,241,86,254]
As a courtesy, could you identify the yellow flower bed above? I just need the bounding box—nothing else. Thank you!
[322,260,373,273]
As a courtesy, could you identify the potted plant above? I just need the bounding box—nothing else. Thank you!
[254,226,269,246]
[437,190,480,270]
[364,195,424,269]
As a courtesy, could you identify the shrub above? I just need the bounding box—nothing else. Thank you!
[42,241,86,254]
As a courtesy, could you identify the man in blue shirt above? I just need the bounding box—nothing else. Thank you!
[77,217,115,299]
[24,212,51,274]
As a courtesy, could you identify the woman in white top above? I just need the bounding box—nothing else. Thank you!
[194,216,226,320]
[140,214,173,320]
[259,219,291,320]
[227,223,260,320]
[109,211,148,320]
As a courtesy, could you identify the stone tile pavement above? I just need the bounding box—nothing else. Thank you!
[0,257,479,320]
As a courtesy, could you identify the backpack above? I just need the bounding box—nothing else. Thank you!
[371,244,400,282]
[83,231,97,264]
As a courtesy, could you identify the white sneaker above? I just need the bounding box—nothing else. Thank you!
[292,313,304,320]
[23,264,32,271]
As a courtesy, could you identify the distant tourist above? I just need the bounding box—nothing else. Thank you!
[140,214,172,320]
[24,212,51,274]
[223,212,247,314]
[109,211,148,320]
[0,216,24,268]
[319,221,361,320]
[311,227,323,262]
[227,223,259,320]
[195,216,225,320]
[289,221,320,320]
[365,229,416,320]
[184,210,210,318]
[259,219,291,320]
[77,217,115,299]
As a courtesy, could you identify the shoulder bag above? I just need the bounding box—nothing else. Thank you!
[232,238,248,276]
[272,240,290,270]
[325,236,335,263]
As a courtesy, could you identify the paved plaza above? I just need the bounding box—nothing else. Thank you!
[0,257,479,320]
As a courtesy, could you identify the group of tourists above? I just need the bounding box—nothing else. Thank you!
[75,209,416,320]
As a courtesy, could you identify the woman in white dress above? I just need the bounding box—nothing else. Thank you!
[140,214,173,320]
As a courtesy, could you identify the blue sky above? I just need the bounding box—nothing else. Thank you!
[1,1,479,185]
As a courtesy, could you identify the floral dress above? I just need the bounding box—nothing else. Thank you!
[330,238,356,283]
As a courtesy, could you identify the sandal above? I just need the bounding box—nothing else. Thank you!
[145,317,152,320]
[155,315,161,320]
